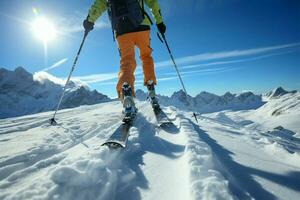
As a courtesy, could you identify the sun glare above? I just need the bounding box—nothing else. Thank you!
[32,17,57,42]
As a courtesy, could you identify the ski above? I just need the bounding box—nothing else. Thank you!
[153,107,173,127]
[102,82,138,149]
[145,80,173,127]
[101,118,134,149]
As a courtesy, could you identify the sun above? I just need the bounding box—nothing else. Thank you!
[32,17,57,42]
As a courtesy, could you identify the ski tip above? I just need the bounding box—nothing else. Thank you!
[101,141,125,149]
[122,115,135,124]
[159,122,173,127]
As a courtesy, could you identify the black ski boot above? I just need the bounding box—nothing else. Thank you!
[146,80,161,113]
[122,82,137,123]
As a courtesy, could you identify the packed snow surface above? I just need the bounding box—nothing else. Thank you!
[0,98,300,199]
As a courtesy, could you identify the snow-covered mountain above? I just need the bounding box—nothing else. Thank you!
[0,67,110,119]
[236,87,300,134]
[265,86,297,99]
[261,88,300,117]
[1,66,298,127]
[136,89,263,113]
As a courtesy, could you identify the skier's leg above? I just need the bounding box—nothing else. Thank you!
[135,30,156,86]
[121,82,137,121]
[116,33,137,99]
[146,80,160,111]
[135,31,160,111]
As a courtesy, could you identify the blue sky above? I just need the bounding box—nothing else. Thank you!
[0,0,299,97]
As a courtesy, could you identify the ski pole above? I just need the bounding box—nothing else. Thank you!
[50,31,89,125]
[157,32,198,123]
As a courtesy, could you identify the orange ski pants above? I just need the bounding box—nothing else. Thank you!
[116,30,156,99]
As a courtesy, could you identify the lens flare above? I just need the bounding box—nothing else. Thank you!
[32,7,38,15]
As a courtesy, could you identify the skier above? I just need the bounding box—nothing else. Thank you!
[83,0,166,122]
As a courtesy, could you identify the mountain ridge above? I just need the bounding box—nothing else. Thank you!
[136,89,264,114]
[1,67,299,118]
[0,67,110,119]
[265,86,297,99]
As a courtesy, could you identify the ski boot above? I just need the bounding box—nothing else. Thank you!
[122,82,137,123]
[146,80,161,113]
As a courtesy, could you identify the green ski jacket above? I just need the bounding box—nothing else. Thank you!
[87,0,163,26]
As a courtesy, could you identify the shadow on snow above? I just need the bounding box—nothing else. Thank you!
[113,114,185,200]
[187,118,300,200]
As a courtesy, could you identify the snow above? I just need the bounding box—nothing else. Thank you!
[1,92,300,199]
[33,71,65,86]
[180,116,234,200]
[207,126,299,199]
[226,91,300,136]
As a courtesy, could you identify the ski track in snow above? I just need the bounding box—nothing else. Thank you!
[0,101,300,200]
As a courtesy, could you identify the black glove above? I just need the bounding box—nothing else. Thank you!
[83,16,94,32]
[157,22,166,35]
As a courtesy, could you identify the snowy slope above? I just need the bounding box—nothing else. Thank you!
[0,67,110,119]
[1,100,299,200]
[224,88,300,137]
